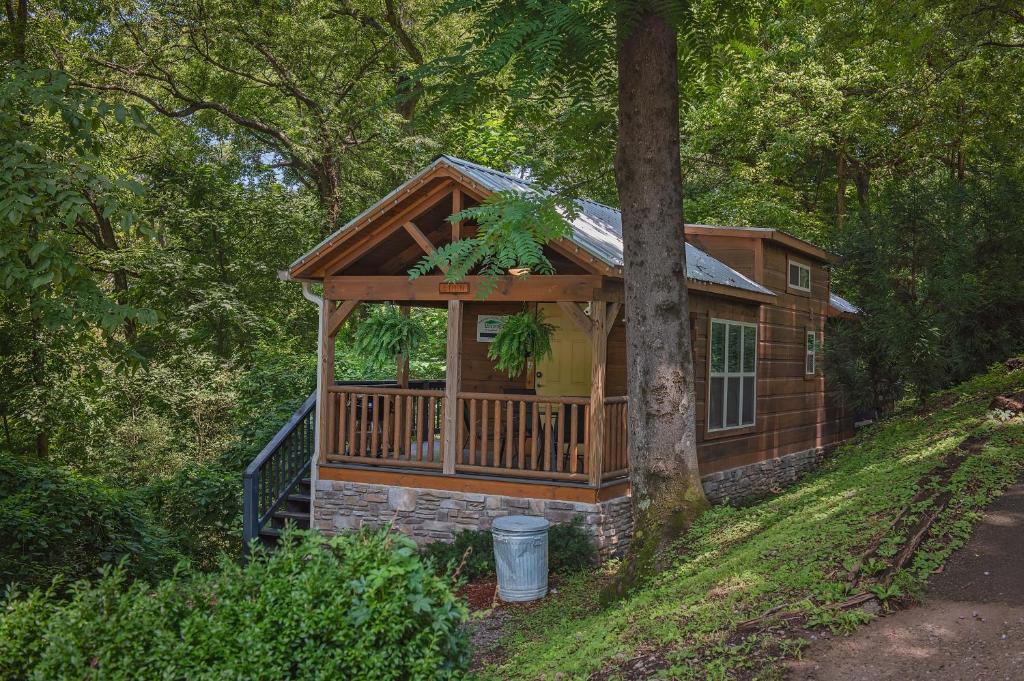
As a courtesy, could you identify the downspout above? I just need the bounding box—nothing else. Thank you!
[280,271,324,514]
[302,280,323,515]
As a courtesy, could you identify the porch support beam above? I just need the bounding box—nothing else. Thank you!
[588,300,608,486]
[397,305,410,388]
[442,299,463,474]
[317,298,337,463]
[325,275,623,303]
[605,302,621,337]
[327,299,360,337]
[557,301,594,338]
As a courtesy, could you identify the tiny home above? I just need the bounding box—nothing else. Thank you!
[246,156,858,556]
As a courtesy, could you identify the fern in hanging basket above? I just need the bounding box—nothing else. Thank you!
[487,309,556,378]
[353,304,427,369]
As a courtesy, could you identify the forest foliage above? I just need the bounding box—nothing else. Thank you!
[1,0,1023,590]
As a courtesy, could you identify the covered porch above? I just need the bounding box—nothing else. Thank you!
[316,278,630,504]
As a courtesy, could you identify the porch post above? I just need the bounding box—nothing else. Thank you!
[442,299,463,474]
[396,305,410,388]
[588,300,608,486]
[317,297,336,464]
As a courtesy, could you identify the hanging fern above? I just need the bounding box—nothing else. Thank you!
[408,190,575,298]
[353,304,428,370]
[487,309,556,378]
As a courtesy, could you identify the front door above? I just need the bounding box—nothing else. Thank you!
[536,303,591,397]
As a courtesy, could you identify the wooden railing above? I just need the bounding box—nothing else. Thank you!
[319,384,629,486]
[324,385,445,468]
[603,396,628,480]
[454,393,591,481]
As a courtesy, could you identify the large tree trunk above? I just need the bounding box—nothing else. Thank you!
[606,4,708,599]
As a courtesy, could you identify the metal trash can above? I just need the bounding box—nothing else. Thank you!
[492,515,549,602]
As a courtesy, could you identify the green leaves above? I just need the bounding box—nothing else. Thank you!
[487,308,556,378]
[409,190,573,298]
[0,528,470,680]
[353,304,430,370]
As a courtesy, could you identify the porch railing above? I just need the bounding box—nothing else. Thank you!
[319,383,629,486]
[603,396,629,480]
[455,393,591,481]
[324,385,446,468]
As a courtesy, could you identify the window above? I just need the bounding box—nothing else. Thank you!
[805,330,817,375]
[788,260,811,292]
[708,320,756,431]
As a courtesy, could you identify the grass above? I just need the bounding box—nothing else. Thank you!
[474,362,1024,680]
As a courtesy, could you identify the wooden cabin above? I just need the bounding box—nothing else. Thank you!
[281,156,858,555]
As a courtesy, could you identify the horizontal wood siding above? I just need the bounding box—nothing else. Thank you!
[460,301,530,393]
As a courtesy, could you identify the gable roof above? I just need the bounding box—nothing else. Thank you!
[289,155,773,299]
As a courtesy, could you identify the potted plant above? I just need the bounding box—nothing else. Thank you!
[353,304,427,371]
[488,309,556,378]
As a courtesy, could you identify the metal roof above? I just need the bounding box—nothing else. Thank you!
[439,156,774,297]
[829,292,861,315]
[290,154,774,298]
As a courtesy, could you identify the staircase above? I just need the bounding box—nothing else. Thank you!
[242,392,316,553]
[255,477,312,547]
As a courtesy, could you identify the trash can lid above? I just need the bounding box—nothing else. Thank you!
[493,515,550,533]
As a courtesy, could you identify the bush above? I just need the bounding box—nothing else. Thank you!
[423,518,597,580]
[424,528,495,581]
[1,528,469,680]
[548,517,596,574]
[0,452,182,590]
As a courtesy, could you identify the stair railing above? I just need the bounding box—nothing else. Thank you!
[242,391,317,554]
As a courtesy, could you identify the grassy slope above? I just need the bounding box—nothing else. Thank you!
[477,363,1024,680]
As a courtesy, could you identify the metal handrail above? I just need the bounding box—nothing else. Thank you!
[242,392,317,554]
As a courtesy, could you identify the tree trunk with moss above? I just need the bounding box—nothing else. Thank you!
[606,3,709,600]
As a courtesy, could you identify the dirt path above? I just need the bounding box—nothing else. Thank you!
[788,482,1024,681]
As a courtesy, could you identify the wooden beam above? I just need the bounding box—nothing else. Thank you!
[325,274,617,303]
[557,301,593,338]
[451,188,462,242]
[327,299,360,337]
[402,220,447,274]
[307,180,456,277]
[403,220,436,256]
[588,300,608,486]
[442,300,463,474]
[605,301,621,337]
[397,305,410,388]
[380,222,450,275]
[317,297,336,462]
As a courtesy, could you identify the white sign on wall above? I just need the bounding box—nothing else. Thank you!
[476,315,507,342]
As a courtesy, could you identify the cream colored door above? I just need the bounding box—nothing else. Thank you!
[536,303,591,397]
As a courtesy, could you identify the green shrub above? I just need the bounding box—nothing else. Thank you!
[0,452,182,590]
[423,518,597,580]
[1,528,469,680]
[424,528,496,581]
[548,517,596,574]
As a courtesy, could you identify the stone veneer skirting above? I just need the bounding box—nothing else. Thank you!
[313,479,634,558]
[313,446,827,557]
[701,446,827,503]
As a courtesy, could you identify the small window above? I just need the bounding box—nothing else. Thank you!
[708,320,756,431]
[789,260,811,292]
[805,331,817,375]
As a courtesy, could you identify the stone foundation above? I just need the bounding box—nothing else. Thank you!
[701,446,827,503]
[313,480,633,558]
[313,446,826,557]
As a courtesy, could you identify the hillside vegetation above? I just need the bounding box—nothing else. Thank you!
[477,361,1024,680]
